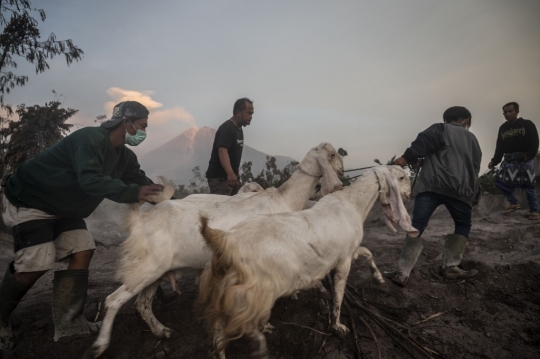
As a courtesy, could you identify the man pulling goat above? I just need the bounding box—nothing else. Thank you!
[385,106,482,287]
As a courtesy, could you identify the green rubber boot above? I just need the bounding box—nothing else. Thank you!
[0,263,31,350]
[383,235,425,287]
[440,234,478,279]
[52,269,100,342]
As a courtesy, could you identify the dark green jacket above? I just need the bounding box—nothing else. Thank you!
[5,127,152,218]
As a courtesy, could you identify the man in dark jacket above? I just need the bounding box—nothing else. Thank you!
[206,98,254,195]
[384,106,481,287]
[0,101,163,349]
[488,102,539,220]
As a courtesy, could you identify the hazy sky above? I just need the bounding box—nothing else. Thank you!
[4,0,540,172]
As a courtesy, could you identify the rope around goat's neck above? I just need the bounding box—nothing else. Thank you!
[297,166,322,178]
[374,169,382,192]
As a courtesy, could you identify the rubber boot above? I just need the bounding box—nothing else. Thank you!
[0,263,31,350]
[383,235,424,287]
[52,269,100,342]
[440,234,478,279]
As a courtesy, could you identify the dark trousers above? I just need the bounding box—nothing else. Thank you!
[207,178,240,196]
[412,192,472,238]
[499,186,539,213]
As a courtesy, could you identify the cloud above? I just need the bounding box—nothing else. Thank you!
[98,87,199,154]
[151,106,197,128]
[105,87,163,113]
[104,86,197,128]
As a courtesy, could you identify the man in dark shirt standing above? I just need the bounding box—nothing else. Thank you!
[206,98,254,195]
[488,102,539,220]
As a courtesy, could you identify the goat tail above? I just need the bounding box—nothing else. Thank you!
[198,254,274,351]
[199,213,231,265]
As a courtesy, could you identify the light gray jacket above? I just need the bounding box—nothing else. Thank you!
[402,123,482,206]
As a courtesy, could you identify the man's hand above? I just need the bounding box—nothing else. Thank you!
[488,161,495,169]
[227,173,239,188]
[393,157,408,167]
[138,184,164,202]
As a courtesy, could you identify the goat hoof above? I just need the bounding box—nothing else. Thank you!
[82,345,105,359]
[331,323,350,337]
[261,323,275,334]
[161,327,175,339]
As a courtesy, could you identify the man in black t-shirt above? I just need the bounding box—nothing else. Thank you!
[488,102,539,220]
[206,98,254,195]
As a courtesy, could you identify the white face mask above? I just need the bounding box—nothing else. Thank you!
[125,121,147,146]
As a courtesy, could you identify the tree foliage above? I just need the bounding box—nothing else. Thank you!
[0,0,84,103]
[478,169,499,195]
[188,165,209,193]
[240,156,299,189]
[1,100,76,172]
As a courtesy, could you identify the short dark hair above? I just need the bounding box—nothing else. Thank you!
[503,102,519,112]
[233,97,253,115]
[443,106,471,124]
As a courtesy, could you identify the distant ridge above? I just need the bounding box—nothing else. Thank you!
[138,126,296,185]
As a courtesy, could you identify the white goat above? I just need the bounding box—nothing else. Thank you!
[181,181,264,204]
[198,166,418,359]
[85,143,344,359]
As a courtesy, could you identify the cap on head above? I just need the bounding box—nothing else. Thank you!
[101,101,149,128]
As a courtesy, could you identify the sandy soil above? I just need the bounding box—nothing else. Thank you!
[1,194,540,359]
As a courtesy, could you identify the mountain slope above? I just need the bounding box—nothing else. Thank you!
[138,126,296,185]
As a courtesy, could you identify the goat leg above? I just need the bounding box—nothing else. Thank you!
[330,259,352,336]
[135,280,175,339]
[354,246,384,284]
[246,329,269,359]
[84,284,141,358]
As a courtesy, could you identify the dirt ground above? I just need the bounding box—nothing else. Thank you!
[1,194,540,359]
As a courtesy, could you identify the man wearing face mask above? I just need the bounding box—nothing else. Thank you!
[0,101,163,349]
[206,97,254,195]
[384,106,482,287]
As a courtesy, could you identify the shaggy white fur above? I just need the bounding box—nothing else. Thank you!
[198,165,418,359]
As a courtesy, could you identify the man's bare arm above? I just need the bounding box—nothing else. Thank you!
[218,147,239,188]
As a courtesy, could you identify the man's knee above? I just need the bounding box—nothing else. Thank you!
[68,249,94,269]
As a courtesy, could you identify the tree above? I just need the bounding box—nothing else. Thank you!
[0,0,83,104]
[240,156,299,189]
[239,160,255,184]
[1,100,76,172]
[188,165,209,194]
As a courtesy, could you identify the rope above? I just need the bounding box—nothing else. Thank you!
[343,165,376,173]
[344,173,364,181]
[408,159,423,191]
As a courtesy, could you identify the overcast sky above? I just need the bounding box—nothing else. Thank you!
[4,0,540,172]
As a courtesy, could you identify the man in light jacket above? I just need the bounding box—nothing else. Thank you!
[384,106,482,287]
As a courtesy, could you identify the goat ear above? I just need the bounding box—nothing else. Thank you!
[317,151,343,196]
[377,167,418,236]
